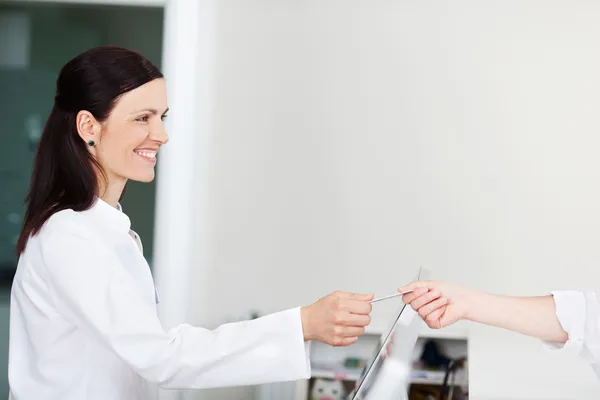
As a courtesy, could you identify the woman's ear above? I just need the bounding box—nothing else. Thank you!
[76,110,101,147]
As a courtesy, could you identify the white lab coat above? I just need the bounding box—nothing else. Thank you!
[8,199,311,400]
[549,291,600,379]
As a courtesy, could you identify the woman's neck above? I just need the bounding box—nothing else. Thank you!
[99,176,127,208]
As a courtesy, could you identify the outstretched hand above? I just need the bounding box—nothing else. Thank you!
[398,281,476,329]
[301,291,373,346]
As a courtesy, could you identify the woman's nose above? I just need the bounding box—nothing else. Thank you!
[158,129,169,144]
[151,123,169,144]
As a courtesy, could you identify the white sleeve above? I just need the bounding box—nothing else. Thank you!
[40,224,311,389]
[545,290,600,364]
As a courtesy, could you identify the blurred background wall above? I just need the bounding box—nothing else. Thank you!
[189,1,600,399]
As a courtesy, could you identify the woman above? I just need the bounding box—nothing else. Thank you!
[8,46,374,400]
[398,281,599,378]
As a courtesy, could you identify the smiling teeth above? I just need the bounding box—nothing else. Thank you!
[136,151,156,158]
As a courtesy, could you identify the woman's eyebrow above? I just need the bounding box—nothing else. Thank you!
[132,107,169,115]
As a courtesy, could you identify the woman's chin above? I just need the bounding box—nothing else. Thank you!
[128,169,155,183]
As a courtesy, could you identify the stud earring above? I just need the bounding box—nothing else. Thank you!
[88,140,95,147]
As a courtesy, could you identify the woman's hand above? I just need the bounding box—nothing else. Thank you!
[301,291,374,346]
[398,281,479,329]
[399,280,569,343]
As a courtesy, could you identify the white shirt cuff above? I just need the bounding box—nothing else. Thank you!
[304,341,312,377]
[292,307,312,378]
[543,290,586,356]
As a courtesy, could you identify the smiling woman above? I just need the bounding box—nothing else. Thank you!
[8,46,375,400]
[79,78,169,195]
[15,46,166,255]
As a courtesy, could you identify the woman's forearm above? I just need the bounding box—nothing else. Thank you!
[468,292,568,343]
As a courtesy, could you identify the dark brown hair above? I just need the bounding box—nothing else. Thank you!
[16,46,163,256]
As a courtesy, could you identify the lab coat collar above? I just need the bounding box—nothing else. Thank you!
[88,197,131,233]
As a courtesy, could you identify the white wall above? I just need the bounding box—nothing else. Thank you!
[184,1,600,399]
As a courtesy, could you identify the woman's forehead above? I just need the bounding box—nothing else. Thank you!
[113,79,168,115]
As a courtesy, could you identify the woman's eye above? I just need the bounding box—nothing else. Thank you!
[136,115,149,123]
[161,114,168,121]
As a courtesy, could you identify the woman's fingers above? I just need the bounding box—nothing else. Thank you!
[338,337,359,346]
[398,280,436,294]
[410,289,443,311]
[398,280,469,329]
[335,291,374,301]
[417,296,448,319]
[339,299,373,315]
[423,304,447,326]
[401,287,429,304]
[343,312,371,327]
[302,290,375,347]
[339,326,367,337]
